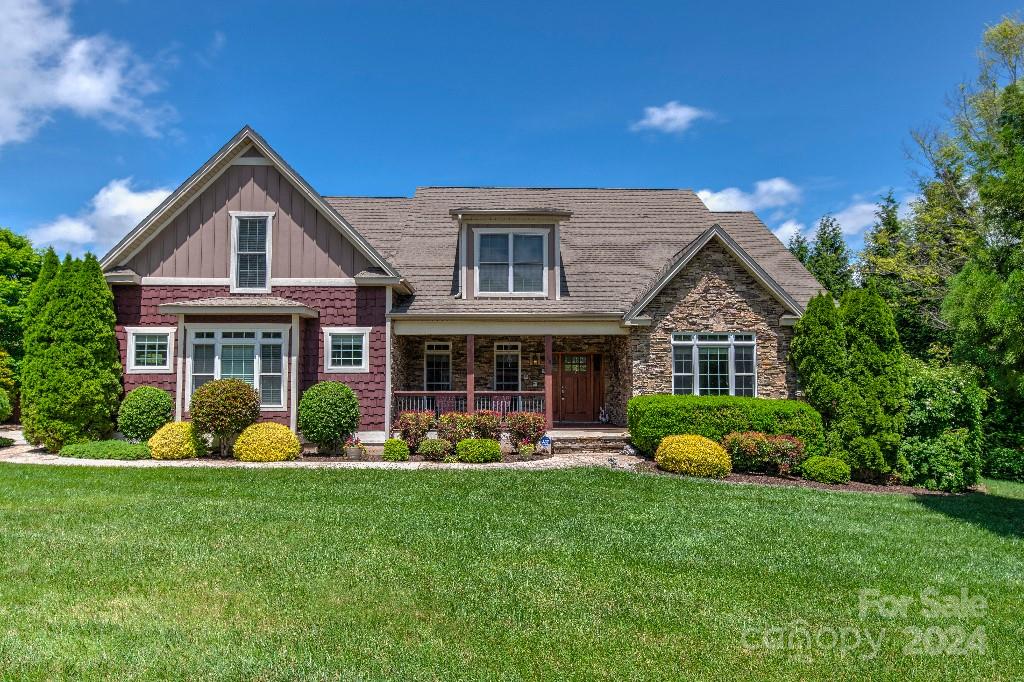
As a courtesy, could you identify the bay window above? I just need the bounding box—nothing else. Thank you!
[187,327,288,409]
[474,228,548,295]
[671,333,756,397]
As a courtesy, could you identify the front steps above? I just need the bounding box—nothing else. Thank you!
[548,429,632,456]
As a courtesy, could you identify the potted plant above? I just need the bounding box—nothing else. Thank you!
[517,439,536,459]
[344,435,366,460]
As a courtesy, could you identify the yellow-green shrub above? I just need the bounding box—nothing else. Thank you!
[234,422,301,462]
[148,421,203,460]
[655,435,731,478]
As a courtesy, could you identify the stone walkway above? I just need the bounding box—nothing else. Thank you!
[0,431,645,472]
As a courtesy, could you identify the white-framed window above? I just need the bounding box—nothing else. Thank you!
[473,227,548,296]
[186,326,289,410]
[671,333,757,397]
[229,211,274,293]
[323,327,371,373]
[493,342,521,391]
[424,341,452,390]
[126,326,176,374]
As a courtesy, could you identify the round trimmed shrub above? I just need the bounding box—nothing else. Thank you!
[801,455,852,484]
[417,437,452,461]
[0,387,10,423]
[298,381,361,453]
[456,438,502,463]
[234,422,301,462]
[148,422,203,460]
[655,435,731,478]
[383,438,410,462]
[189,379,260,455]
[118,386,173,442]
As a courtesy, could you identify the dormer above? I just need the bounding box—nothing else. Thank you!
[450,208,571,301]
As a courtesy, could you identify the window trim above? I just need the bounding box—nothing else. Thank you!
[493,341,522,392]
[125,326,176,374]
[229,211,275,294]
[423,341,453,391]
[670,332,758,397]
[185,324,290,411]
[473,227,549,297]
[323,326,371,373]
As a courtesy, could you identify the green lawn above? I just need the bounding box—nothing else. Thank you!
[0,465,1021,681]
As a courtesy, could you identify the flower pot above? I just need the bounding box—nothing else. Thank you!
[344,447,363,460]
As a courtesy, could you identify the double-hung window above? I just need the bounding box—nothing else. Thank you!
[230,212,273,293]
[475,228,548,295]
[493,342,521,391]
[188,328,288,409]
[424,342,452,390]
[323,327,371,373]
[126,327,175,373]
[671,333,757,397]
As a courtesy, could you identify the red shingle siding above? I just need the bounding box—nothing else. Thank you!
[112,285,388,432]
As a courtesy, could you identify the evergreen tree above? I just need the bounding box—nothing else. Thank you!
[787,233,811,265]
[20,254,122,451]
[790,293,847,429]
[19,249,60,444]
[806,215,853,299]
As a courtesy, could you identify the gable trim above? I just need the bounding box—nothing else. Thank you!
[624,224,803,321]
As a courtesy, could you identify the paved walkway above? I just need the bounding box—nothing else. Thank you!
[0,431,645,472]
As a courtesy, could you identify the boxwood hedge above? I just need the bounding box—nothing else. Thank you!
[627,394,824,457]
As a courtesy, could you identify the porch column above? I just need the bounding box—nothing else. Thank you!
[466,334,475,413]
[544,334,553,429]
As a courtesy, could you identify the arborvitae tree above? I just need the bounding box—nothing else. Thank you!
[20,254,122,451]
[22,247,58,323]
[19,249,61,444]
[787,233,811,265]
[806,215,854,299]
[790,293,847,430]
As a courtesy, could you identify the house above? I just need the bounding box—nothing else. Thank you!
[101,126,822,442]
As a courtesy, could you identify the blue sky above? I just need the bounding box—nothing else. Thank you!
[0,0,1019,256]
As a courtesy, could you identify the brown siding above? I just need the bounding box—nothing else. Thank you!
[127,165,374,279]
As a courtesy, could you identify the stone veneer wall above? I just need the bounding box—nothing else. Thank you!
[629,239,797,399]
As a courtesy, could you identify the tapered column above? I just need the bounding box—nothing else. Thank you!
[544,334,553,428]
[466,334,475,413]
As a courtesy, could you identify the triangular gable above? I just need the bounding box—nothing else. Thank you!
[624,223,803,321]
[101,125,401,279]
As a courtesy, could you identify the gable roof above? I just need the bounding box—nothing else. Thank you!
[100,126,402,280]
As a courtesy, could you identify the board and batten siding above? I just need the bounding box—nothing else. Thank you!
[127,164,374,279]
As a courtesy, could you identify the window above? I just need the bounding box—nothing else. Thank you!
[424,341,452,391]
[671,333,757,397]
[126,327,175,373]
[323,327,371,373]
[474,228,548,295]
[494,342,521,391]
[187,328,288,409]
[230,212,273,293]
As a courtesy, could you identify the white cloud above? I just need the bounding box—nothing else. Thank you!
[833,201,877,235]
[630,101,710,133]
[30,178,171,255]
[772,219,806,243]
[0,0,173,147]
[697,177,802,211]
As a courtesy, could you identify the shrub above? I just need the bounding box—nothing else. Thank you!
[383,438,410,462]
[517,441,536,457]
[234,422,301,462]
[721,431,806,475]
[118,386,172,442]
[472,410,503,440]
[627,395,824,458]
[297,382,361,453]
[437,412,474,445]
[506,412,546,446]
[0,437,13,448]
[984,447,1024,482]
[456,438,502,463]
[801,455,852,484]
[0,387,10,423]
[655,435,731,478]
[189,379,260,455]
[148,422,203,460]
[899,430,978,492]
[417,438,452,461]
[395,411,434,452]
[60,439,151,460]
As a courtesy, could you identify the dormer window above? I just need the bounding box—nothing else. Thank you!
[474,228,548,296]
[230,211,274,293]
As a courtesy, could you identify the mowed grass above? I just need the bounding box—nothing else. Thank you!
[0,465,1021,681]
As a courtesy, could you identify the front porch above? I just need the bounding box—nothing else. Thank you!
[391,333,631,427]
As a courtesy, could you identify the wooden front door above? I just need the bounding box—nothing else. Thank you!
[555,353,600,423]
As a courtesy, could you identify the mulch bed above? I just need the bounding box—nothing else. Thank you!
[299,450,554,464]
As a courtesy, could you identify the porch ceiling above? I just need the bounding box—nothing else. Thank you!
[391,316,630,336]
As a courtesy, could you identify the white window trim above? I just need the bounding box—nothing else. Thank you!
[423,341,452,391]
[473,227,549,297]
[670,332,758,397]
[229,211,274,294]
[323,326,371,373]
[493,341,522,392]
[185,323,290,411]
[126,326,176,374]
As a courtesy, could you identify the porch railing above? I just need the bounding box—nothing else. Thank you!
[393,391,545,419]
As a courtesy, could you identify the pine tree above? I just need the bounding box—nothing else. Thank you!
[806,215,853,299]
[787,233,811,265]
